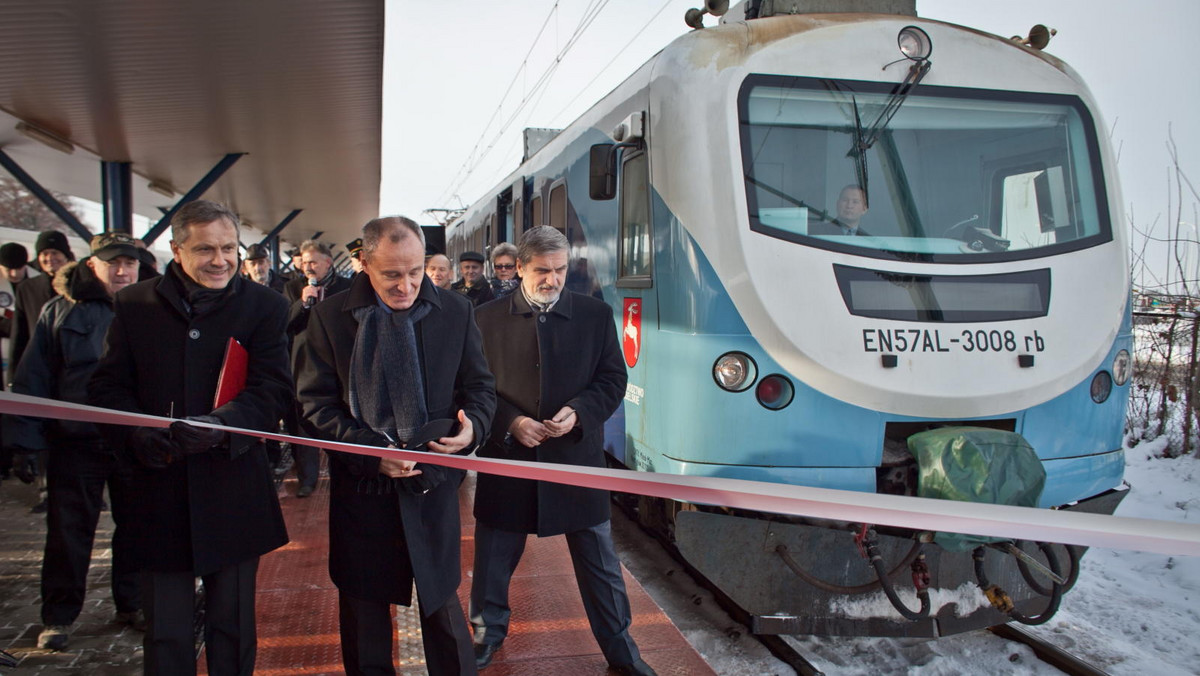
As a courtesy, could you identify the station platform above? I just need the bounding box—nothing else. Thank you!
[0,468,714,675]
[239,472,714,675]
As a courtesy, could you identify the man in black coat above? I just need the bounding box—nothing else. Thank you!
[7,231,74,509]
[450,250,494,306]
[89,200,292,676]
[7,233,144,652]
[284,239,352,497]
[294,216,495,676]
[241,242,287,293]
[470,226,655,676]
[9,230,74,386]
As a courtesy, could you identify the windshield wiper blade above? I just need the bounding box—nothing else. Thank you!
[856,60,932,152]
[849,98,869,196]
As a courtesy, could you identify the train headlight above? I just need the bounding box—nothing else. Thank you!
[713,352,756,392]
[1112,349,1131,386]
[756,375,795,410]
[1090,371,1113,404]
[898,26,932,61]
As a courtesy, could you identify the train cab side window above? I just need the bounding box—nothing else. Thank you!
[514,198,524,234]
[531,195,543,227]
[618,150,652,287]
[996,164,1076,247]
[549,182,567,233]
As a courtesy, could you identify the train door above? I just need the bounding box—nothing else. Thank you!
[613,148,653,469]
[511,177,526,239]
[495,188,511,249]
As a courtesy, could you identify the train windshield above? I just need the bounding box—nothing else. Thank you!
[738,75,1111,262]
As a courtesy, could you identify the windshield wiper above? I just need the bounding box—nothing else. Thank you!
[853,60,932,153]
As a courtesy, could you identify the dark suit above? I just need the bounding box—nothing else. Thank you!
[89,263,292,676]
[284,272,353,491]
[471,289,641,667]
[293,273,495,676]
[808,219,869,236]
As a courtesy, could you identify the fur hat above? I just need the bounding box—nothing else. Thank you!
[0,242,29,269]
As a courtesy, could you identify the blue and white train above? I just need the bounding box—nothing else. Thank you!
[446,0,1131,637]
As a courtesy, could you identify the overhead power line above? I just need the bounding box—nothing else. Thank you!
[436,0,614,209]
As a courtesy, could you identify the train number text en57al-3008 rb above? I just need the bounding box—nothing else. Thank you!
[862,329,1046,354]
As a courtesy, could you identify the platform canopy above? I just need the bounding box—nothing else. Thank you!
[0,0,382,246]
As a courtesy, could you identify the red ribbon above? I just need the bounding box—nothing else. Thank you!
[2,390,1198,557]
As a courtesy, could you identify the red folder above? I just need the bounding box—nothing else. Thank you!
[212,338,248,410]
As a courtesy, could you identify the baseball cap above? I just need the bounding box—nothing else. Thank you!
[90,232,141,262]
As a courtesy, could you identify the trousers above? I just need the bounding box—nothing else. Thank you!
[338,591,476,675]
[142,557,259,676]
[469,519,640,666]
[42,443,140,625]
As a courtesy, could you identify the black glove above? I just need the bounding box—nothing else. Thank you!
[129,427,176,469]
[397,462,447,495]
[12,450,39,484]
[343,427,391,448]
[170,415,229,456]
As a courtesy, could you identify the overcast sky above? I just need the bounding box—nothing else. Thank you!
[381,0,1200,252]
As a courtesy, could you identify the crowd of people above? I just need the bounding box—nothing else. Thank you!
[0,202,656,676]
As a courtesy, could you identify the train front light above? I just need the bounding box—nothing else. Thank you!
[713,352,756,392]
[898,26,932,61]
[1112,349,1131,386]
[756,375,794,410]
[1090,371,1113,404]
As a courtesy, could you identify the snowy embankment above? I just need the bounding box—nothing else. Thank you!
[614,441,1200,675]
[1023,439,1200,675]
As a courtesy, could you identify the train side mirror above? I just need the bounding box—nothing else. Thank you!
[589,143,616,200]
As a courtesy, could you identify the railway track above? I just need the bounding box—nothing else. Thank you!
[611,492,1114,676]
[989,624,1112,676]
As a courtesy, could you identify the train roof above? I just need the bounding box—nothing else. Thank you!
[0,0,382,245]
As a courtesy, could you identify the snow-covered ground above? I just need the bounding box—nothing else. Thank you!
[612,439,1200,674]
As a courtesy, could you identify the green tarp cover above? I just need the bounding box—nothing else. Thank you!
[907,427,1046,551]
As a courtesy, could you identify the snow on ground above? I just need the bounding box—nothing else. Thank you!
[1023,438,1200,676]
[612,439,1200,674]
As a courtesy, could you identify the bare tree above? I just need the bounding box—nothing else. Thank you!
[0,176,85,231]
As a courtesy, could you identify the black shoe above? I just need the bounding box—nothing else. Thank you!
[31,498,48,514]
[473,640,503,670]
[115,609,147,632]
[611,658,657,676]
[37,625,69,651]
[297,485,314,498]
[99,499,109,512]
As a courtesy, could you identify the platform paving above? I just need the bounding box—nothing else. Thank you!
[1,465,713,675]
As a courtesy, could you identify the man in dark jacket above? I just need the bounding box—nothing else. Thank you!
[470,226,654,676]
[0,241,32,479]
[10,230,74,386]
[8,231,74,510]
[294,216,495,676]
[241,242,287,293]
[284,239,352,497]
[7,233,143,651]
[450,251,494,306]
[89,200,292,676]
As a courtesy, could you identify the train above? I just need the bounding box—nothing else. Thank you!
[443,0,1131,637]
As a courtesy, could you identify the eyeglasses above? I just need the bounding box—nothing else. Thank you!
[494,264,516,270]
